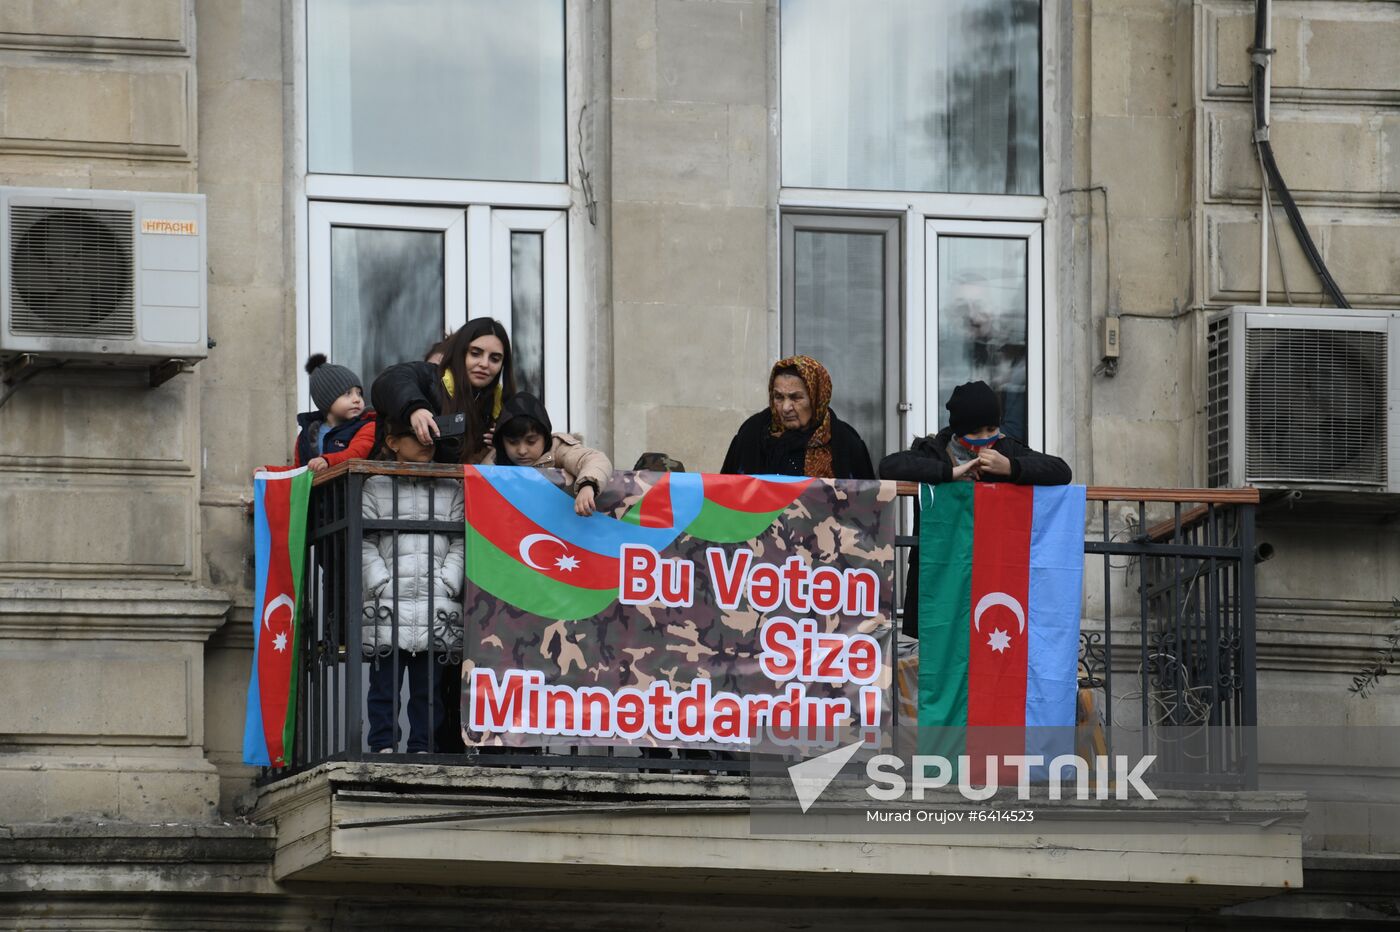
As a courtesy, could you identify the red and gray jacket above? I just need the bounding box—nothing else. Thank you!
[293,410,376,467]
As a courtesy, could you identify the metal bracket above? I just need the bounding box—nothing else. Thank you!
[1,353,38,386]
[149,358,187,388]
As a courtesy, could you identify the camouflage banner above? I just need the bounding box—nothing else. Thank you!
[461,467,897,750]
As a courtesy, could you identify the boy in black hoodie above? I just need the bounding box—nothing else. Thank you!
[491,393,613,517]
[879,380,1071,636]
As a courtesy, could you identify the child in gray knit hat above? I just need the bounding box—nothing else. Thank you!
[262,354,377,474]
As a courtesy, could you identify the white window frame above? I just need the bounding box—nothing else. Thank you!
[303,202,467,405]
[292,0,585,431]
[779,212,903,458]
[774,0,1063,456]
[923,218,1045,451]
[490,209,569,419]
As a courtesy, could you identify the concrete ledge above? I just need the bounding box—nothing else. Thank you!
[0,821,277,895]
[0,752,221,823]
[253,763,1306,905]
[0,580,230,640]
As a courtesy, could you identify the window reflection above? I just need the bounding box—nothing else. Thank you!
[308,0,565,182]
[794,230,887,456]
[330,227,445,405]
[937,237,1028,441]
[781,0,1040,195]
[510,232,545,400]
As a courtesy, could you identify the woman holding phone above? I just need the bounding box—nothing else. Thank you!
[371,318,517,465]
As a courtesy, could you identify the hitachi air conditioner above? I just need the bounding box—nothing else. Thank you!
[1206,305,1399,493]
[0,186,207,364]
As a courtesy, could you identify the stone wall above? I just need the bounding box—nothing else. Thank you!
[608,0,775,473]
[193,0,294,817]
[1194,0,1400,744]
[0,0,229,824]
[1,0,1398,921]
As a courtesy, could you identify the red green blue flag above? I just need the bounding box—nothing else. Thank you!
[464,466,811,620]
[916,482,1086,778]
[242,467,313,767]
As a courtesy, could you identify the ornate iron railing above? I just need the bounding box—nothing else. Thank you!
[265,463,1259,788]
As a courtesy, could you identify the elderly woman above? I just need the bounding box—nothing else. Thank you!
[720,355,875,480]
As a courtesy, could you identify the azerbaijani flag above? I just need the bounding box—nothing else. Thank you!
[685,474,813,543]
[242,467,313,768]
[464,467,812,620]
[916,482,1086,780]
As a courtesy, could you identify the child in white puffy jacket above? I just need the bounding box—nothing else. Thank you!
[361,417,464,753]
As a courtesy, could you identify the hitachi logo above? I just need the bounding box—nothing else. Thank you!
[142,218,198,235]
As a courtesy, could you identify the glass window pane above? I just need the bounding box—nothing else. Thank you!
[308,0,565,182]
[510,232,545,400]
[781,0,1040,195]
[331,227,445,407]
[793,230,886,456]
[936,236,1029,442]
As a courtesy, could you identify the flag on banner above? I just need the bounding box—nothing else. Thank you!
[242,467,313,767]
[685,474,813,543]
[463,466,813,621]
[462,468,897,751]
[916,482,1086,777]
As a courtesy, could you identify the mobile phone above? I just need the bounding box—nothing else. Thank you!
[433,412,467,438]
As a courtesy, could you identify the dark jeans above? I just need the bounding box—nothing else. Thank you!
[367,650,442,752]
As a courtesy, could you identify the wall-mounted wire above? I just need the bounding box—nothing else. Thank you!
[1251,0,1350,308]
[577,104,597,226]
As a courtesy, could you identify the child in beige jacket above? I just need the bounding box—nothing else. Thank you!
[490,392,612,516]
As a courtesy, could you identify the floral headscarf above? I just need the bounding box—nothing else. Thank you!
[768,354,834,478]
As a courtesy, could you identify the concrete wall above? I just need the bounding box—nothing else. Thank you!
[1,0,1398,921]
[0,0,228,824]
[193,0,297,816]
[608,0,775,473]
[1192,0,1400,749]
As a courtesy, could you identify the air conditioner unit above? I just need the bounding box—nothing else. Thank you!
[0,186,207,365]
[1206,305,1399,493]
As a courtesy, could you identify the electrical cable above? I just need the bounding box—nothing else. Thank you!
[1059,185,1112,322]
[1254,139,1296,305]
[1266,164,1296,305]
[1250,0,1350,308]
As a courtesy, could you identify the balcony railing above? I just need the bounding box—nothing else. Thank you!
[263,462,1259,788]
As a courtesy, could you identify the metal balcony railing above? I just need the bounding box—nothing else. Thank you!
[261,463,1258,789]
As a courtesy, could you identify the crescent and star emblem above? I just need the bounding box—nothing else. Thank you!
[262,594,294,630]
[262,593,295,653]
[972,591,1026,655]
[519,533,581,573]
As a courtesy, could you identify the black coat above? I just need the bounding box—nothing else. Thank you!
[879,427,1072,487]
[879,427,1072,636]
[371,361,444,425]
[370,361,465,464]
[719,410,876,480]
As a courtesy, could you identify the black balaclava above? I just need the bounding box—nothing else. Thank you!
[946,380,1001,435]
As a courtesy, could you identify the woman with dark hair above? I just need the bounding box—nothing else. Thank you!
[720,355,875,480]
[371,318,517,464]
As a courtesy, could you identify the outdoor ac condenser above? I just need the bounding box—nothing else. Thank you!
[0,186,207,363]
[1206,305,1400,493]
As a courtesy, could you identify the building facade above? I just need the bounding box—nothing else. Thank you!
[1,0,1397,927]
